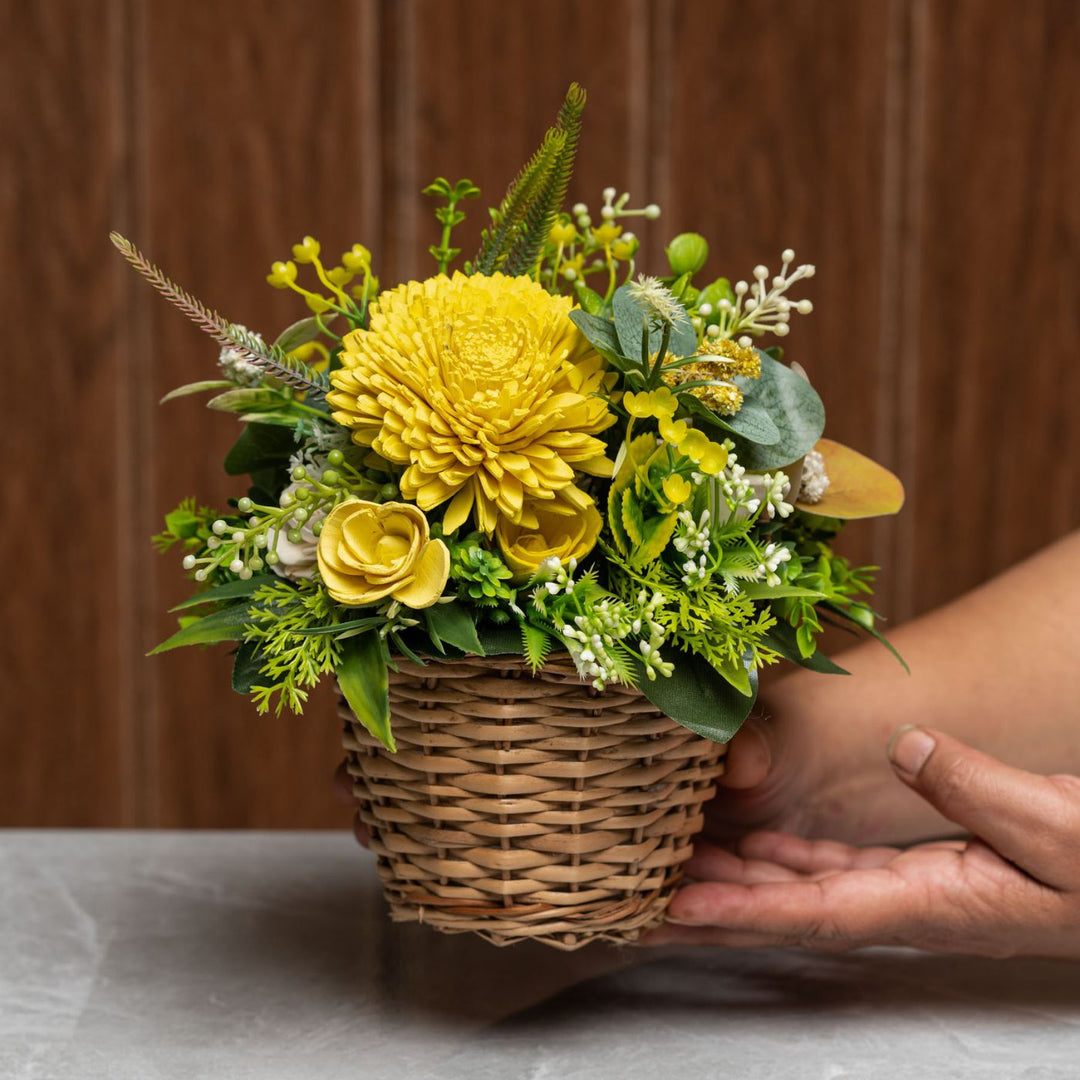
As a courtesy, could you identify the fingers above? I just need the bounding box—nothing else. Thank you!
[718,719,772,789]
[888,726,1080,888]
[660,871,919,950]
[737,832,903,874]
[685,843,805,885]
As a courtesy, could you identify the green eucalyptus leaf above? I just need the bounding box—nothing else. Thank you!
[573,282,606,316]
[159,380,233,404]
[733,353,825,469]
[637,652,758,743]
[273,316,330,353]
[682,395,780,446]
[569,309,625,362]
[612,283,697,361]
[149,603,254,654]
[424,603,485,656]
[337,632,394,751]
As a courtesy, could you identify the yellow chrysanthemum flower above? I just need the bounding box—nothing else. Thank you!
[327,272,615,534]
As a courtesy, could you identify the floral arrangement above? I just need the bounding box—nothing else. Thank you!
[115,85,903,751]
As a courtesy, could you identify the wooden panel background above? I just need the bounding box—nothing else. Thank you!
[2,0,1077,827]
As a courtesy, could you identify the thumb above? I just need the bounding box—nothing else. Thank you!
[887,725,1077,888]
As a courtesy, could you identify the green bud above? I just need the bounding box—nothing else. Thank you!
[265,551,280,566]
[666,232,709,277]
[291,466,307,481]
[312,519,323,536]
[327,449,345,466]
[293,507,309,523]
[287,529,302,544]
[379,482,399,501]
[294,487,311,502]
[320,468,340,486]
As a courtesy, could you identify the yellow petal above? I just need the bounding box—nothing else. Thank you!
[442,483,475,534]
[802,438,905,519]
[392,539,450,608]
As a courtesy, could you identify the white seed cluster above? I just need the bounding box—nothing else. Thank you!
[799,448,830,504]
[707,249,815,342]
[627,274,684,325]
[218,325,266,386]
[758,542,792,588]
[674,508,712,588]
[761,471,795,519]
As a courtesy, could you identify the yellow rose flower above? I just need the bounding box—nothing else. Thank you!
[316,500,450,609]
[495,500,603,583]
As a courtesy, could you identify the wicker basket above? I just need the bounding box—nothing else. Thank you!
[339,654,726,950]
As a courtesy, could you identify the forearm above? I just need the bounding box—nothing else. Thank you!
[767,530,1080,844]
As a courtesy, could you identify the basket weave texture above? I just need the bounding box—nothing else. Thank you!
[340,654,726,950]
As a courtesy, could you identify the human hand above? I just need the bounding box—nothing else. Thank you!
[333,760,370,847]
[644,727,1080,959]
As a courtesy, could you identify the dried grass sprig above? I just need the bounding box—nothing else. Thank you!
[109,232,330,399]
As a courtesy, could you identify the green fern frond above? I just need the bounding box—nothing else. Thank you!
[502,83,586,276]
[473,82,586,276]
[109,232,331,400]
[521,621,553,673]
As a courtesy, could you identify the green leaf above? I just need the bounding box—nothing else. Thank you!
[681,395,780,446]
[737,582,825,601]
[231,640,265,693]
[573,283,606,316]
[423,603,484,656]
[612,283,697,361]
[207,388,285,414]
[273,316,331,353]
[169,575,277,612]
[337,632,394,751]
[733,353,826,470]
[160,380,233,404]
[149,603,254,654]
[476,621,527,658]
[636,652,758,743]
[224,422,296,477]
[569,309,626,362]
[389,631,427,666]
[825,603,909,673]
[764,621,850,675]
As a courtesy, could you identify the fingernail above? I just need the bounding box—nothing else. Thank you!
[888,724,936,776]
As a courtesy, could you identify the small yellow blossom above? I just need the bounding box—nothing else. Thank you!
[316,500,449,608]
[549,221,576,246]
[661,474,692,506]
[590,223,623,246]
[676,429,728,474]
[611,237,637,261]
[341,244,372,272]
[266,260,298,288]
[624,386,678,420]
[291,236,321,264]
[496,499,603,584]
[658,415,688,445]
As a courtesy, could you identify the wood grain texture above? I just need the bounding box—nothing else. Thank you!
[2,0,1077,825]
[141,0,376,826]
[0,1,134,824]
[898,0,1080,617]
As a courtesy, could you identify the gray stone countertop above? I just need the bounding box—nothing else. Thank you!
[2,830,1078,1079]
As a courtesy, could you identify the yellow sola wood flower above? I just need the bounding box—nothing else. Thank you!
[327,272,615,534]
[495,497,603,583]
[316,500,450,608]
